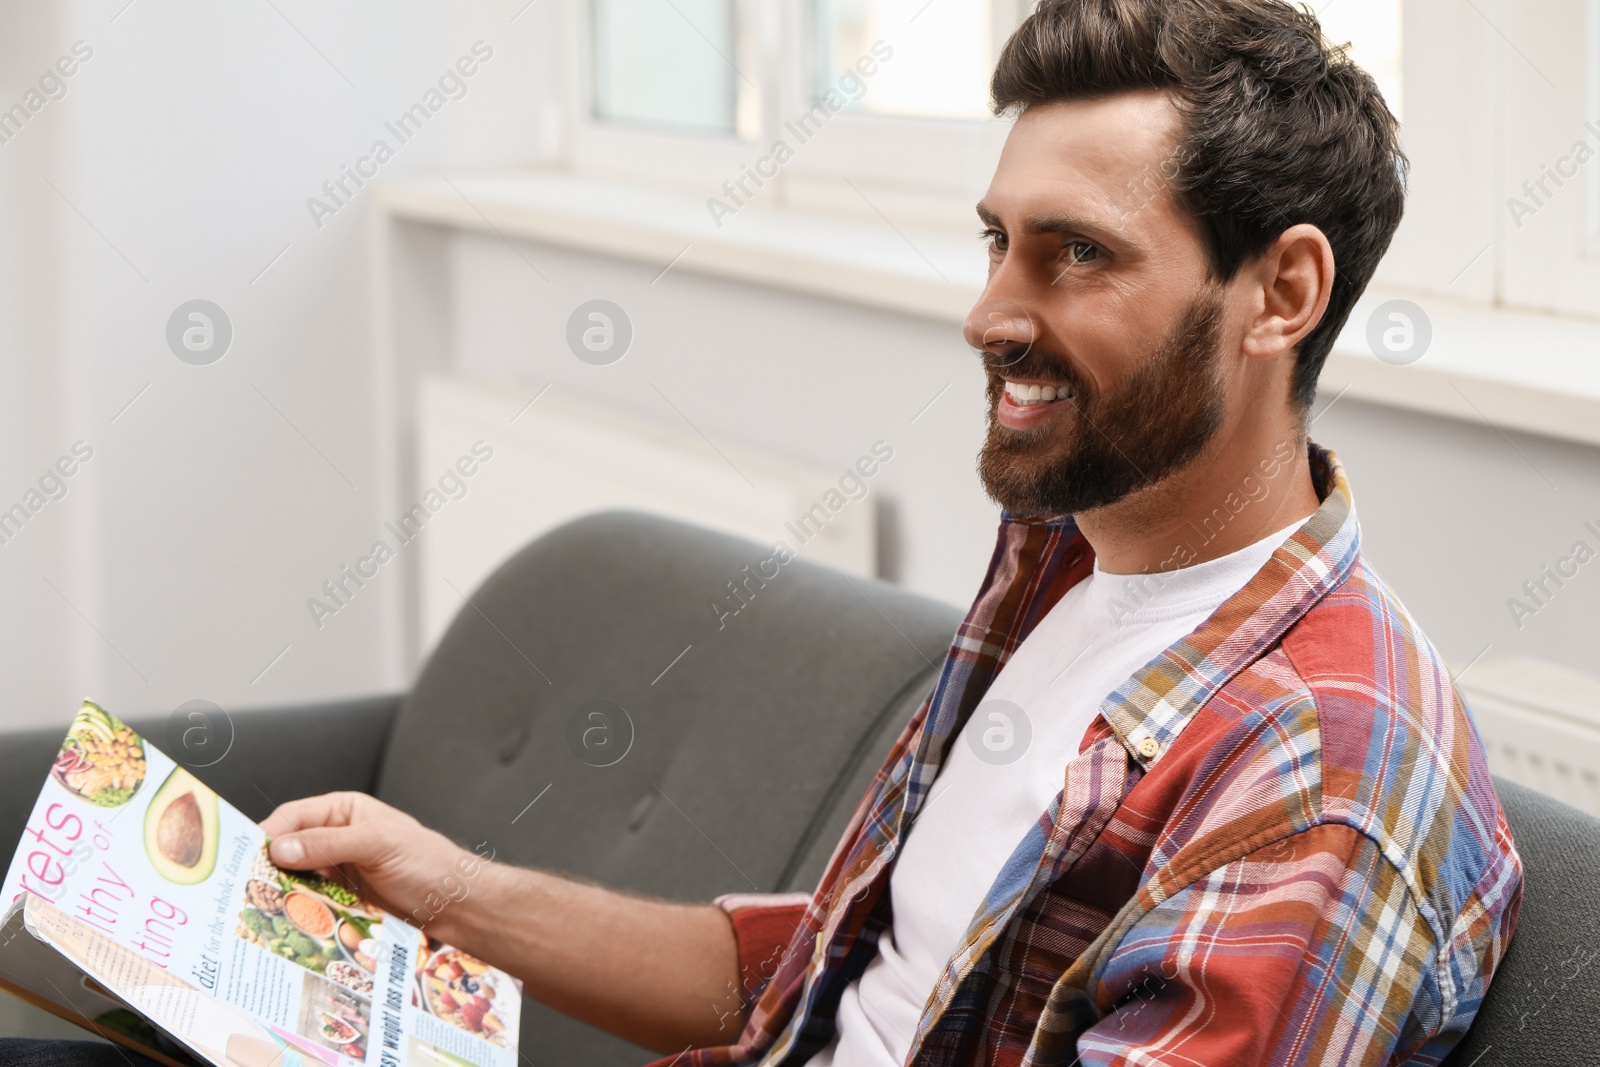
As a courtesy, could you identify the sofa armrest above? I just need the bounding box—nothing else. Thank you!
[0,695,401,856]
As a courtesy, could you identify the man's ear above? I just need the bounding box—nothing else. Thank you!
[1241,224,1335,362]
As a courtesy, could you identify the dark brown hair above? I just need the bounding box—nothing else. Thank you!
[992,0,1407,413]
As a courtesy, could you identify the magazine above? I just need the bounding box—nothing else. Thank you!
[1,702,522,1067]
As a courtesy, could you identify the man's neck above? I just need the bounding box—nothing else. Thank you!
[1075,423,1321,577]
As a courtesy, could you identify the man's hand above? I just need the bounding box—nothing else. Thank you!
[260,791,748,1053]
[261,792,478,943]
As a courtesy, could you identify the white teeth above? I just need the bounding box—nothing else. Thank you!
[1004,380,1072,405]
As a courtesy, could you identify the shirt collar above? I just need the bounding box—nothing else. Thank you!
[1002,442,1360,770]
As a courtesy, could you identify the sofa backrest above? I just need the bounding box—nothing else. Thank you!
[1440,777,1600,1065]
[375,511,961,1064]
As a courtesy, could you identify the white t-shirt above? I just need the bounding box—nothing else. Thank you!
[808,517,1310,1067]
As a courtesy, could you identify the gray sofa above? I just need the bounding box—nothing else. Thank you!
[1,512,1595,1064]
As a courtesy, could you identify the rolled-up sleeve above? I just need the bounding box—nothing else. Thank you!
[715,892,813,1008]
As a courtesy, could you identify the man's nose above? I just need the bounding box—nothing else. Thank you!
[962,295,1038,358]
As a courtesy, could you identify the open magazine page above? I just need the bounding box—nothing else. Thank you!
[0,902,202,1067]
[1,702,522,1067]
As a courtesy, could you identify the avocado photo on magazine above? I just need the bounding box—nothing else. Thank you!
[0,702,521,1067]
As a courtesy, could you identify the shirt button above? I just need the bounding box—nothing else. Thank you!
[1136,736,1161,759]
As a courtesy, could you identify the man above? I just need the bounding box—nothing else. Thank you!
[248,2,1515,1064]
[3,0,1519,1064]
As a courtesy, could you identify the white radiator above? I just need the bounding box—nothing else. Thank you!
[412,373,878,653]
[1458,657,1600,817]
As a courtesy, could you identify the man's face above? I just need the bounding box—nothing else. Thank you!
[965,93,1233,518]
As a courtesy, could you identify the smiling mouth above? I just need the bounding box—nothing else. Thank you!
[1002,379,1077,405]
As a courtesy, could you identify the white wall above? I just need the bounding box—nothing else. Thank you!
[0,0,521,730]
[0,2,94,728]
[1312,400,1600,675]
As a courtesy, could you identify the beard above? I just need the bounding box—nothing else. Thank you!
[977,286,1228,519]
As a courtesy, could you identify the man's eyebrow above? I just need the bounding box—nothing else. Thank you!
[975,202,1122,246]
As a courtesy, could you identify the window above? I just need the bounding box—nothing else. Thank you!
[810,0,996,120]
[1370,0,1600,318]
[558,0,1600,325]
[1317,0,1404,119]
[591,0,755,136]
[564,0,751,187]
[563,0,1021,211]
[567,0,1409,225]
[1490,0,1600,315]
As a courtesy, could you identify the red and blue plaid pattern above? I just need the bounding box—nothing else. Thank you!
[657,445,1521,1067]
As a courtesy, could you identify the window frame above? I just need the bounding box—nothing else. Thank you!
[553,0,1024,214]
[1590,0,1600,260]
[1486,0,1600,319]
[557,0,759,189]
[551,0,1600,327]
[1372,0,1499,305]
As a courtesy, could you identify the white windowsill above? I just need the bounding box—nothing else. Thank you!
[375,168,1600,450]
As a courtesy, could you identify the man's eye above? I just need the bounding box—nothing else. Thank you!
[982,228,1008,253]
[1064,241,1100,264]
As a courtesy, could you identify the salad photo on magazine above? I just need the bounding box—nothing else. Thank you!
[0,702,522,1067]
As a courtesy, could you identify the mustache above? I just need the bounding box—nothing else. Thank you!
[981,344,1091,397]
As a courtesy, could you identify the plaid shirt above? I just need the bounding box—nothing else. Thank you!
[661,444,1522,1067]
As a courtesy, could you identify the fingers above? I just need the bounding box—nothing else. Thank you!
[269,822,388,872]
[263,792,398,873]
[260,791,373,837]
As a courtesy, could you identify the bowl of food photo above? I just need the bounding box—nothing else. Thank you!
[323,959,373,998]
[282,890,336,942]
[418,948,512,1045]
[334,917,380,973]
[317,1010,365,1059]
[51,702,147,808]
